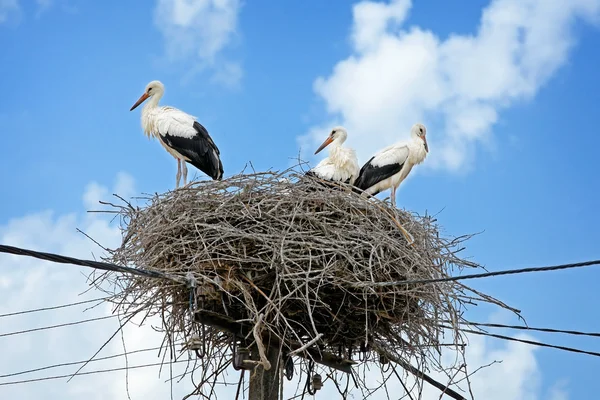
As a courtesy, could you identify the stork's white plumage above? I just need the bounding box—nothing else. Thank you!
[354,123,429,207]
[307,127,359,185]
[129,80,224,188]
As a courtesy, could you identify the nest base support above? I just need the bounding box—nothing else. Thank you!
[248,345,280,400]
[194,310,353,373]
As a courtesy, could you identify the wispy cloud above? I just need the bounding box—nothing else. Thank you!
[300,0,600,173]
[0,0,20,24]
[0,0,73,24]
[154,0,243,87]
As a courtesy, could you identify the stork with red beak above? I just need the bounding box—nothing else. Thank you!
[129,80,224,188]
[353,123,429,207]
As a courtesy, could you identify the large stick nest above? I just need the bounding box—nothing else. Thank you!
[100,167,517,396]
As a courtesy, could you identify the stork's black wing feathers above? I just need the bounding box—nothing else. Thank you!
[192,121,221,156]
[353,156,404,193]
[162,121,224,181]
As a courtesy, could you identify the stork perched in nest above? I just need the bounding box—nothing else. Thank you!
[129,80,224,188]
[354,123,429,207]
[306,126,359,185]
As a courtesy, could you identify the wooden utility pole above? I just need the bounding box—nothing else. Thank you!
[248,345,281,400]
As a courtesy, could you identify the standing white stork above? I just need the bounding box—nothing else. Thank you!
[354,123,429,207]
[306,126,359,185]
[129,80,224,188]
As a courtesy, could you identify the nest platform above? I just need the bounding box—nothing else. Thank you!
[98,168,517,398]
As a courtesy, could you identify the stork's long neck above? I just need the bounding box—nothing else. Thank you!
[328,138,346,163]
[143,93,161,112]
[408,134,428,165]
[331,137,343,148]
[141,94,162,138]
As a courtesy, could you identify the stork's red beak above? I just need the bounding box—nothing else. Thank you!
[423,136,429,153]
[314,136,334,155]
[130,92,150,111]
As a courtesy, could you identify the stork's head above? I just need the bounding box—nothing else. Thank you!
[411,123,428,153]
[314,126,348,155]
[129,80,165,111]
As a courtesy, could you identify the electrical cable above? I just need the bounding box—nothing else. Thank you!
[0,297,109,319]
[459,321,600,338]
[0,315,117,338]
[0,360,190,387]
[3,243,598,289]
[0,244,178,281]
[0,346,166,379]
[456,327,600,357]
[366,259,600,287]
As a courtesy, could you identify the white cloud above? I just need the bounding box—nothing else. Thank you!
[352,0,411,52]
[300,0,600,173]
[0,172,568,399]
[455,333,541,399]
[0,0,20,24]
[154,0,243,87]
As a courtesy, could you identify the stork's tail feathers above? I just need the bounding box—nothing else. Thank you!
[215,159,224,181]
[187,157,224,181]
[353,175,365,190]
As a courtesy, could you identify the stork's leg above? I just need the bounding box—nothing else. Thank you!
[391,186,397,208]
[182,162,188,186]
[176,159,182,189]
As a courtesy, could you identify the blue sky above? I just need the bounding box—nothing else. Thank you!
[1,0,600,399]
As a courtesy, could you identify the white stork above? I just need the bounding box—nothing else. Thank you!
[129,80,224,188]
[306,126,359,185]
[354,123,429,207]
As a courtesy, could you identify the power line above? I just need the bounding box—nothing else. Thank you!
[0,297,109,319]
[3,243,598,288]
[0,346,165,379]
[459,328,600,358]
[0,244,177,281]
[0,315,117,338]
[0,360,190,387]
[366,259,600,287]
[461,322,600,338]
